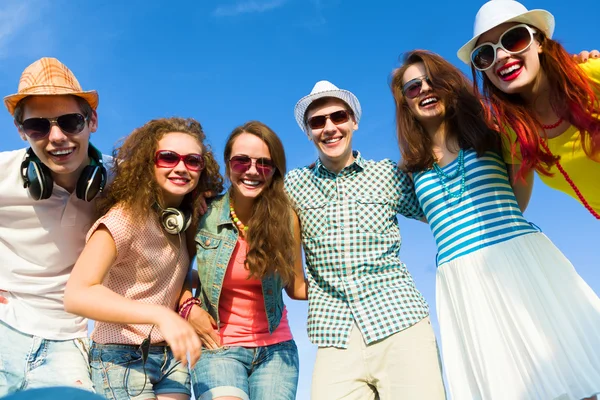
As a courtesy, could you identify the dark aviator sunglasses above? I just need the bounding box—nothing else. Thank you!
[19,113,89,140]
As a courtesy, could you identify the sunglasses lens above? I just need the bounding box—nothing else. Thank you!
[502,26,532,53]
[230,156,252,173]
[56,113,86,134]
[471,45,496,70]
[21,114,86,139]
[156,151,180,167]
[404,81,423,99]
[21,118,51,140]
[308,115,326,130]
[256,158,275,176]
[183,154,204,171]
[329,110,350,124]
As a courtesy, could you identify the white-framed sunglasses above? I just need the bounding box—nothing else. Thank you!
[470,24,537,71]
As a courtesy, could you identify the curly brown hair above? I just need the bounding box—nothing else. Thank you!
[98,117,224,224]
[224,121,296,285]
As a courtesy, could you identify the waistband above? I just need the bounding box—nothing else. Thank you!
[91,341,169,352]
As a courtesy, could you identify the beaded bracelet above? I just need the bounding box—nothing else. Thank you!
[178,297,202,320]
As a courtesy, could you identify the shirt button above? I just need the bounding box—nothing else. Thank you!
[204,239,210,246]
[269,307,275,313]
[266,289,273,295]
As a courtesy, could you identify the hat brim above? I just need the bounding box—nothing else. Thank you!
[4,89,99,116]
[294,89,361,134]
[457,9,555,65]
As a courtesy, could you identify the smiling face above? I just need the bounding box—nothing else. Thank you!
[478,22,543,95]
[18,95,97,190]
[402,62,445,127]
[228,132,274,202]
[305,98,357,173]
[154,132,203,208]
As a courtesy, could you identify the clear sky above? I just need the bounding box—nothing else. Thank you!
[1,0,598,398]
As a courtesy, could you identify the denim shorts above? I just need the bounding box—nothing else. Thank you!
[191,339,299,400]
[90,342,191,400]
[0,320,93,396]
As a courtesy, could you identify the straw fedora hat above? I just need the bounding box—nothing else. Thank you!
[294,80,362,135]
[4,57,99,115]
[457,0,555,65]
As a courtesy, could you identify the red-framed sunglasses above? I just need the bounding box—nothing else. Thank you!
[154,150,205,171]
[229,155,276,177]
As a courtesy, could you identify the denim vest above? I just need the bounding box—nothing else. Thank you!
[195,194,285,334]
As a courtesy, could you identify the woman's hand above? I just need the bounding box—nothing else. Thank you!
[573,50,600,63]
[155,308,202,367]
[187,305,221,349]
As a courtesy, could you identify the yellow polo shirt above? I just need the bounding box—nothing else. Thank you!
[503,58,600,214]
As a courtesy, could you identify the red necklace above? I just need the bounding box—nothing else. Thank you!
[538,139,600,220]
[541,117,564,130]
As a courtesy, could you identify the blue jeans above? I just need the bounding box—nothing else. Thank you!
[0,320,93,396]
[191,340,299,400]
[2,387,104,400]
[90,342,191,400]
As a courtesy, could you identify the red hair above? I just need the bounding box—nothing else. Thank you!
[474,33,600,179]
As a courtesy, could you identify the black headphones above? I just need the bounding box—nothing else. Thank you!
[155,204,192,235]
[20,144,107,201]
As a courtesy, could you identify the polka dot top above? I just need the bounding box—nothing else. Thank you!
[87,205,190,345]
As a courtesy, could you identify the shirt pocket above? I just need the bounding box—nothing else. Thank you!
[196,233,221,250]
[355,196,393,234]
[296,201,328,238]
[195,233,222,276]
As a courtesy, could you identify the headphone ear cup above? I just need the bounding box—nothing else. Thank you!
[160,208,186,235]
[76,165,107,202]
[25,160,54,200]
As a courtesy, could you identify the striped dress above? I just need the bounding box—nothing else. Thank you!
[413,149,600,400]
[414,150,536,265]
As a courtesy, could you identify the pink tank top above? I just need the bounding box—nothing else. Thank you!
[218,237,292,347]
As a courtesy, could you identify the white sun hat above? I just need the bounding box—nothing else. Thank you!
[294,80,362,135]
[457,0,555,65]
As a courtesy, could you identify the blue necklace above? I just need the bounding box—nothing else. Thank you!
[432,149,466,201]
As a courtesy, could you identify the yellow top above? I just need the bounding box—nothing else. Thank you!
[503,58,600,214]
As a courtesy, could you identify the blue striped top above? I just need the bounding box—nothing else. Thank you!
[413,150,537,266]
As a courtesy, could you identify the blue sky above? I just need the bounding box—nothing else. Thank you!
[1,0,598,398]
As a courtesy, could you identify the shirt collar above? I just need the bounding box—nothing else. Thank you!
[216,193,234,227]
[314,150,365,175]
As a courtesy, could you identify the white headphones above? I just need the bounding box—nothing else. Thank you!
[156,204,191,235]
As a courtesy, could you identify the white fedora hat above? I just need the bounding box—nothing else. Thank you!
[457,0,554,65]
[294,80,362,135]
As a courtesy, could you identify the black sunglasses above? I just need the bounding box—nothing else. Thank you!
[19,113,89,140]
[307,109,353,130]
[402,76,433,99]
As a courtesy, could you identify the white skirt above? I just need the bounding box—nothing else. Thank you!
[437,232,600,400]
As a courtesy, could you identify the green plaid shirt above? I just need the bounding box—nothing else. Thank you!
[285,151,429,348]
